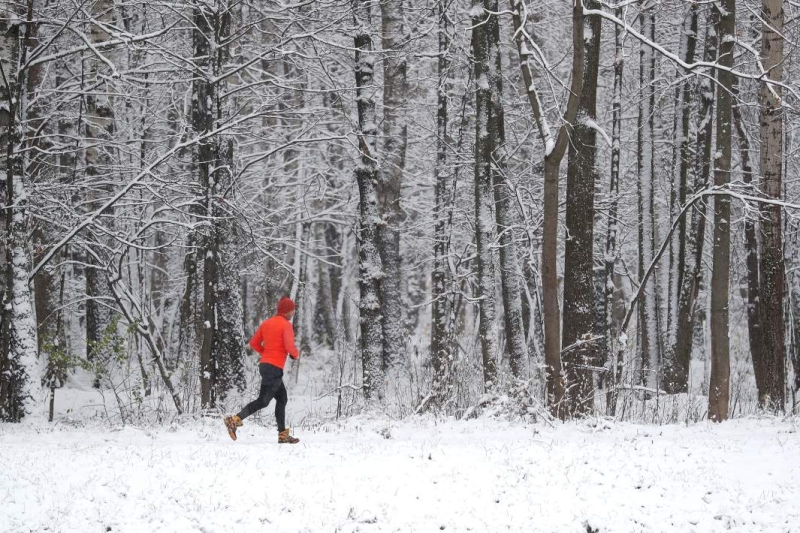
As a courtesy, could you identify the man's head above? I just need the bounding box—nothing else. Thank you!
[277,296,295,319]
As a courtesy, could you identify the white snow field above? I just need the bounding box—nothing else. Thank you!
[1,415,799,533]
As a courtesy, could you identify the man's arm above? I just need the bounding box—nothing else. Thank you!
[283,322,300,359]
[249,325,264,354]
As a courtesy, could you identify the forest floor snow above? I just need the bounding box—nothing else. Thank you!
[1,415,799,532]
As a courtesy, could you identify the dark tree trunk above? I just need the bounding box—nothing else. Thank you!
[709,0,735,422]
[732,81,765,406]
[671,11,717,395]
[663,4,698,393]
[562,0,601,415]
[431,0,454,407]
[485,0,529,382]
[756,0,786,411]
[600,6,625,414]
[471,0,499,392]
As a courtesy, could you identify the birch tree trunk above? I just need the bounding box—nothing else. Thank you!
[756,0,786,411]
[562,0,601,415]
[709,0,735,422]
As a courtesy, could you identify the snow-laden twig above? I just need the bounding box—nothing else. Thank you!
[28,108,315,281]
[619,186,800,337]
[583,8,798,106]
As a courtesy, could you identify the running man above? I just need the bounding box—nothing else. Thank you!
[224,296,300,444]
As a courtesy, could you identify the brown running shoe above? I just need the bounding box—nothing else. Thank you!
[224,415,243,441]
[278,428,299,444]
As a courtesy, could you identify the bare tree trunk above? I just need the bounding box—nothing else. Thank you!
[562,0,601,415]
[756,0,786,411]
[732,80,764,405]
[637,5,660,393]
[671,11,717,395]
[314,221,337,349]
[194,0,216,409]
[378,0,408,373]
[431,0,453,406]
[353,0,384,402]
[84,0,116,378]
[471,0,499,393]
[510,0,584,417]
[664,3,698,392]
[486,0,528,383]
[1,0,39,421]
[601,5,625,414]
[709,0,735,422]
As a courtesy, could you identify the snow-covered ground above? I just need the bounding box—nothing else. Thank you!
[2,415,798,532]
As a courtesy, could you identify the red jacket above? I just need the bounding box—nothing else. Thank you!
[249,315,299,369]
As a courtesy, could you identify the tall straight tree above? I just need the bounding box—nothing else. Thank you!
[486,0,529,382]
[732,78,763,407]
[379,0,408,373]
[562,0,601,415]
[510,0,584,416]
[663,3,698,393]
[193,0,245,408]
[636,1,660,392]
[709,0,735,422]
[84,0,116,373]
[0,0,39,422]
[353,0,384,402]
[599,3,625,413]
[471,0,499,392]
[431,0,453,405]
[671,10,717,394]
[755,0,786,411]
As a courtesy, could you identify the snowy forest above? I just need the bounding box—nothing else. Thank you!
[3,0,800,530]
[2,0,800,425]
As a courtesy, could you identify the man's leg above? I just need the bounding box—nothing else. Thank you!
[237,364,283,420]
[274,381,288,432]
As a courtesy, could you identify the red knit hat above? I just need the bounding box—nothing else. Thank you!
[277,296,295,315]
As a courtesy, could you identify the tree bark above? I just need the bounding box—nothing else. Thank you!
[663,4,698,393]
[756,0,786,411]
[600,5,625,414]
[378,0,408,374]
[732,80,764,407]
[431,0,454,406]
[671,11,717,395]
[84,0,116,377]
[709,0,735,422]
[1,0,39,421]
[471,0,499,393]
[562,0,601,415]
[353,0,384,402]
[486,0,529,382]
[636,4,660,393]
[510,0,584,417]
